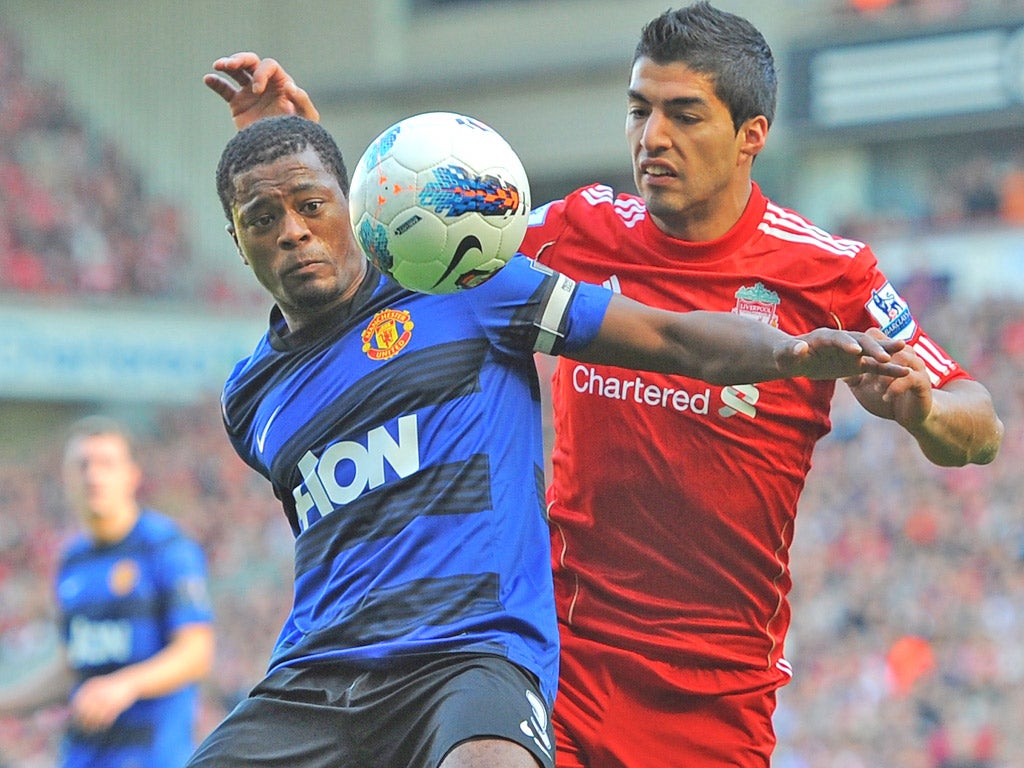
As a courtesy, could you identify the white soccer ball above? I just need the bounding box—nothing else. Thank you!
[348,111,531,294]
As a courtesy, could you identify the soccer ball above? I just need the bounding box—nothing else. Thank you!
[348,111,531,294]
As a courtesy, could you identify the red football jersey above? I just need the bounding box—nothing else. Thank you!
[520,182,970,692]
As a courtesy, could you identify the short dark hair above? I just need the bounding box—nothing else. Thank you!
[216,115,350,223]
[634,2,777,130]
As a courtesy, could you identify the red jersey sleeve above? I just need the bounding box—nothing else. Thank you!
[520,196,572,266]
[831,246,972,388]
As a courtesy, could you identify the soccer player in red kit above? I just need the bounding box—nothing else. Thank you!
[515,5,1002,766]
[202,4,1003,764]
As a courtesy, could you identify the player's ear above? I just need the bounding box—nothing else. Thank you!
[738,115,768,162]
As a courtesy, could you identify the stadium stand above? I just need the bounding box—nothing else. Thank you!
[0,25,198,301]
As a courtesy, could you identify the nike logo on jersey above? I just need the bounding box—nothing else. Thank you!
[256,404,283,454]
[432,234,482,289]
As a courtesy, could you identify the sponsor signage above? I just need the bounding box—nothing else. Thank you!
[788,20,1024,133]
[0,301,264,403]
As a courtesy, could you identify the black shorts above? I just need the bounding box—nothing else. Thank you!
[186,652,554,768]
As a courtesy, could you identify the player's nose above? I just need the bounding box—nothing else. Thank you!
[278,209,311,248]
[640,110,672,151]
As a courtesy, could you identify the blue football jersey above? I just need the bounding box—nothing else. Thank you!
[221,255,611,702]
[56,510,213,768]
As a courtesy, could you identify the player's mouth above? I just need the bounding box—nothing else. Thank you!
[283,258,329,277]
[640,160,677,185]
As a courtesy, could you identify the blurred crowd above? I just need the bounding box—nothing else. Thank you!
[839,153,1024,243]
[0,26,264,308]
[842,0,1024,21]
[775,291,1024,768]
[0,27,197,300]
[0,288,1022,767]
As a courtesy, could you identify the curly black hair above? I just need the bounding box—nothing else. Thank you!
[216,115,350,223]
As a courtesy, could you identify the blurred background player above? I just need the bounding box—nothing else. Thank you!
[204,3,1004,766]
[187,112,905,768]
[0,416,215,768]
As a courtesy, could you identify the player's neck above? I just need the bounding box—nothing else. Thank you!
[651,181,753,243]
[86,502,141,546]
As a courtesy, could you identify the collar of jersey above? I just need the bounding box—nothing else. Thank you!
[640,182,768,263]
[267,261,383,352]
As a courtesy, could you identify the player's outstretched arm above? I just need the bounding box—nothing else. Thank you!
[203,52,320,131]
[844,328,1003,466]
[570,293,910,385]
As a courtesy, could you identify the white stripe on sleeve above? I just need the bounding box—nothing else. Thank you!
[534,272,577,354]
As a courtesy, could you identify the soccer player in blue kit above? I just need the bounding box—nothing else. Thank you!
[0,416,214,768]
[185,111,909,768]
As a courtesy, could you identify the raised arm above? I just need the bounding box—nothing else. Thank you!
[203,52,320,130]
[571,293,910,385]
[844,328,1002,466]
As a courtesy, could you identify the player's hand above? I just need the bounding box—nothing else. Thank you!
[68,672,140,733]
[843,327,933,429]
[776,327,910,381]
[203,52,320,130]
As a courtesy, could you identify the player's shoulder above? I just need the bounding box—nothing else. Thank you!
[758,195,870,261]
[222,331,273,408]
[135,509,189,546]
[458,253,562,313]
[532,183,646,230]
[59,532,95,564]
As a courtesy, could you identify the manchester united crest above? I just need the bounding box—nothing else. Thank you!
[108,558,139,596]
[362,308,414,360]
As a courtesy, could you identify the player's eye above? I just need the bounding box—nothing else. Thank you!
[300,200,324,215]
[248,213,275,229]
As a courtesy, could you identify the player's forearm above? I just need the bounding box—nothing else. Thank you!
[908,381,1003,466]
[109,623,215,701]
[668,311,798,384]
[578,297,902,384]
[579,299,798,384]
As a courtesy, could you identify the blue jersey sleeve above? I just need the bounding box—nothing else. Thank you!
[157,535,213,630]
[465,253,612,358]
